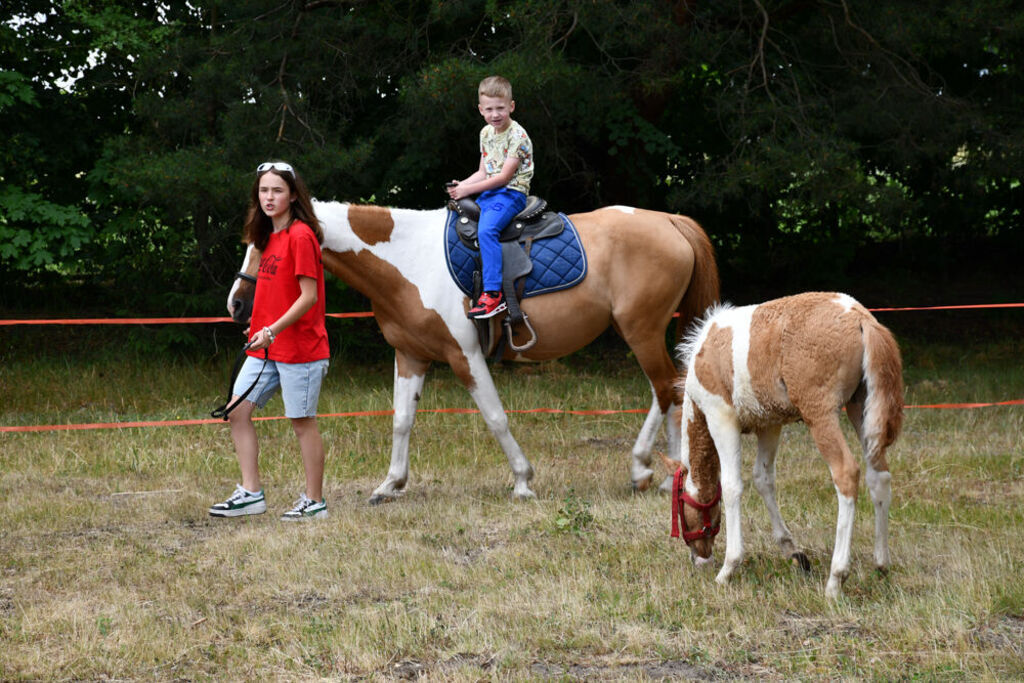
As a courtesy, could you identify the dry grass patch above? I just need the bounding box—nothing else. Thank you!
[1,340,1023,679]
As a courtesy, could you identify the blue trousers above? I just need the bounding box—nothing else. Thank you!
[476,188,527,291]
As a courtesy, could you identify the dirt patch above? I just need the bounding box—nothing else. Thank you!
[971,615,1024,657]
[779,610,862,640]
[531,657,716,680]
[383,654,719,680]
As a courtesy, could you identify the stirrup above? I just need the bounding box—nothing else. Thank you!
[504,313,537,352]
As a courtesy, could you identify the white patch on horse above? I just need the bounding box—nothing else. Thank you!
[721,305,760,419]
[602,205,636,214]
[318,202,475,346]
[833,291,858,313]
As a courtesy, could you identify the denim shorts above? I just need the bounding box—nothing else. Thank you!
[232,356,329,419]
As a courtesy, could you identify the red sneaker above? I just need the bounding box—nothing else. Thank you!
[467,291,507,319]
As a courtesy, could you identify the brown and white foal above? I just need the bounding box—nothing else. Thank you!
[668,292,904,598]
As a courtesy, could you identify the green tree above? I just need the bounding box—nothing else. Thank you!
[2,1,1022,316]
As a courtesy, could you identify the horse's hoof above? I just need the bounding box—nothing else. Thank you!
[368,494,395,506]
[790,552,811,573]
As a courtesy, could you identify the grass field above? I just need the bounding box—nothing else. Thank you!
[1,325,1023,680]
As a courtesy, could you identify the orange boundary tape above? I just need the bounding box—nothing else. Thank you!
[1,303,1020,432]
[2,402,1020,434]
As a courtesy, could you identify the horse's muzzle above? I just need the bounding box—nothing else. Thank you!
[230,297,253,324]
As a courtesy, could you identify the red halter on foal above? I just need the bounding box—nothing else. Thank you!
[670,467,722,544]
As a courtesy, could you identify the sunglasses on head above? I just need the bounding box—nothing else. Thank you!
[256,162,294,174]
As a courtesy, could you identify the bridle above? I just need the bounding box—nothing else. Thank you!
[670,467,722,544]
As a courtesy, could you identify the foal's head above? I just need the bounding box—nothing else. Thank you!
[665,401,723,565]
[670,464,722,565]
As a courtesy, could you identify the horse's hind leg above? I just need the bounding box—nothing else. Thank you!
[806,413,860,598]
[619,333,681,491]
[847,395,892,571]
[752,426,806,569]
[631,390,667,490]
[370,353,429,504]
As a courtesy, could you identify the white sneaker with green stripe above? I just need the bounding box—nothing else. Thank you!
[280,493,328,521]
[209,484,266,517]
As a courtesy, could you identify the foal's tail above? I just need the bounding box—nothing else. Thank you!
[861,315,905,459]
[670,215,721,342]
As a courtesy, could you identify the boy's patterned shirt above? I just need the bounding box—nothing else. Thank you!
[480,119,533,195]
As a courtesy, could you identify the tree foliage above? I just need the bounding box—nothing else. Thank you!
[1,0,1022,314]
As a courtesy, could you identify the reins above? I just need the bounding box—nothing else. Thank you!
[210,342,269,420]
[670,467,722,544]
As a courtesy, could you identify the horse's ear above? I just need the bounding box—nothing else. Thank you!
[658,451,684,476]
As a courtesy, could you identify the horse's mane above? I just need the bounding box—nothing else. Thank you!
[676,301,735,367]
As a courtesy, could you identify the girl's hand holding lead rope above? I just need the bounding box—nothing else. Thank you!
[248,325,276,350]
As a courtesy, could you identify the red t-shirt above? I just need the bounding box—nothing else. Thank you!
[248,221,329,363]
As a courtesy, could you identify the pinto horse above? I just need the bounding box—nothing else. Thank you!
[228,202,719,503]
[666,292,903,598]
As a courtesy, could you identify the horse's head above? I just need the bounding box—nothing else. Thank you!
[663,452,721,566]
[227,244,259,323]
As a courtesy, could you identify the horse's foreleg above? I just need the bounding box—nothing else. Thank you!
[708,413,744,585]
[466,357,535,500]
[807,415,860,598]
[752,426,801,562]
[369,355,428,505]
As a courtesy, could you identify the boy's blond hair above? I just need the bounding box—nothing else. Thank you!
[478,75,513,100]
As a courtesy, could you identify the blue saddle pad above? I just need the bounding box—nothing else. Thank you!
[444,211,588,298]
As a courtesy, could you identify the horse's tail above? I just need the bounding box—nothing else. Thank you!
[669,215,721,342]
[860,314,905,461]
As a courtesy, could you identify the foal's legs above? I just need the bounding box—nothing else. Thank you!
[752,426,800,559]
[805,412,860,598]
[846,400,892,571]
[706,412,745,586]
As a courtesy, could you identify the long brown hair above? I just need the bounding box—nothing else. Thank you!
[242,161,324,250]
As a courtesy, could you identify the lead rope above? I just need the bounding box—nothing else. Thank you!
[211,342,269,420]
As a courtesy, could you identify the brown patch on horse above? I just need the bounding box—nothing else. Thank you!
[321,248,475,386]
[693,323,734,406]
[347,205,395,246]
[686,404,721,498]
